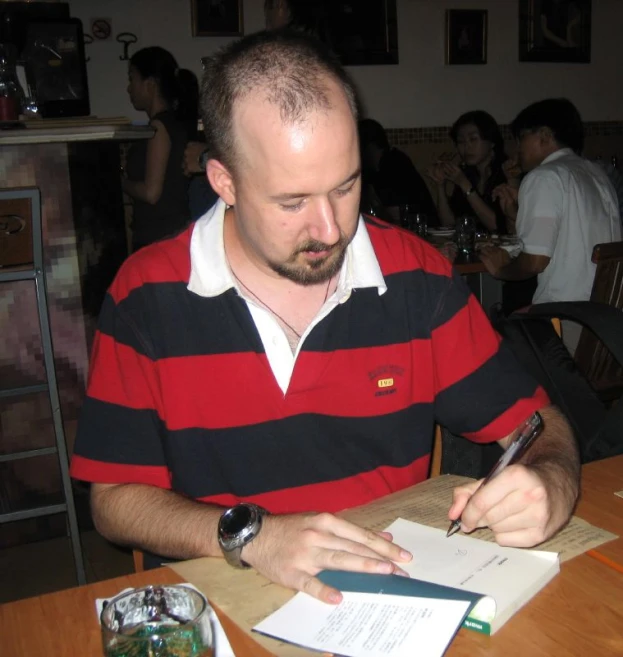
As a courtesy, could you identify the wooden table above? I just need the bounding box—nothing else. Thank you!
[1,457,622,657]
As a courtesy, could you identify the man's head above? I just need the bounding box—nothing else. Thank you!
[511,98,584,172]
[202,29,362,285]
[358,118,390,174]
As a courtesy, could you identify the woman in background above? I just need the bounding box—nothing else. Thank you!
[123,46,198,251]
[427,110,517,233]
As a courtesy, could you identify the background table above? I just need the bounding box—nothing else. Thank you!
[1,456,621,657]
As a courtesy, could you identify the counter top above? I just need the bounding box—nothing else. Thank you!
[0,121,154,146]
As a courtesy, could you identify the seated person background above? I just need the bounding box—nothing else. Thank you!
[427,110,518,233]
[359,118,437,223]
[71,31,580,606]
[480,98,621,353]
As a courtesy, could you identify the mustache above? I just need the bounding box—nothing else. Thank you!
[295,239,337,254]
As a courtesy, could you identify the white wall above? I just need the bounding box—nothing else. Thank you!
[71,0,623,127]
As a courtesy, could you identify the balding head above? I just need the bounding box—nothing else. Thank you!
[200,29,360,174]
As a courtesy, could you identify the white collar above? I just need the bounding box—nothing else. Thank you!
[541,147,575,166]
[187,199,387,299]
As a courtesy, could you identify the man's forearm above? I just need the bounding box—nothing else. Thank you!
[496,254,540,281]
[521,406,581,530]
[91,483,223,560]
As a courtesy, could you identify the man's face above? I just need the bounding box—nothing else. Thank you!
[224,80,361,285]
[516,129,550,173]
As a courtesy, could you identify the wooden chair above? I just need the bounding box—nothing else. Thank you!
[574,241,623,402]
[133,549,145,572]
[430,425,443,478]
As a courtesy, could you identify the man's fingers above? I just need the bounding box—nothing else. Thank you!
[449,481,482,520]
[299,576,343,604]
[312,514,412,563]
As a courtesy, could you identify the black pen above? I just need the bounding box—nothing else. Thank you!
[446,411,544,538]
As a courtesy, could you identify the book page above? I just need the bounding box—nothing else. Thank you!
[342,475,617,562]
[254,592,471,657]
[385,518,559,632]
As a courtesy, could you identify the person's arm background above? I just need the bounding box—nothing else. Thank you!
[123,119,170,204]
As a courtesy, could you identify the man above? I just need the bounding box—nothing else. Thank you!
[359,118,437,223]
[71,31,580,606]
[480,98,620,353]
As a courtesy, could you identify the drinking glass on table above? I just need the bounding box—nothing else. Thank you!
[455,215,476,256]
[399,204,428,237]
[101,585,215,657]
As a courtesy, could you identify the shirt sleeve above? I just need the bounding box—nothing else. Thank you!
[70,290,172,489]
[516,169,564,257]
[430,270,550,443]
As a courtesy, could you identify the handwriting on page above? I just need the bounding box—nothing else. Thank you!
[254,592,471,657]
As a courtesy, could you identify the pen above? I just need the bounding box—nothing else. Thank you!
[446,411,544,538]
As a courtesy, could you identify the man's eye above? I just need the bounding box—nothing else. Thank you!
[335,183,355,197]
[281,200,304,212]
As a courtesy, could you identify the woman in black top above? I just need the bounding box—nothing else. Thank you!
[124,47,198,250]
[428,110,516,234]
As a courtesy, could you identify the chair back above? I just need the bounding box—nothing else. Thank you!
[575,241,623,400]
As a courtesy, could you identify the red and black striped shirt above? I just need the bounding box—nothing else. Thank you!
[70,215,548,514]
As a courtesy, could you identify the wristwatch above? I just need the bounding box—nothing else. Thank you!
[218,503,268,568]
[465,185,476,197]
[197,147,210,171]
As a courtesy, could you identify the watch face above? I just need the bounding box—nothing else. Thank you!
[221,504,253,536]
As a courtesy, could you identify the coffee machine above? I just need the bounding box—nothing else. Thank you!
[0,2,90,118]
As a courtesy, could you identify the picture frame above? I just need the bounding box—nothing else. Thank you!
[519,0,591,63]
[445,9,488,65]
[191,0,243,37]
[266,0,398,66]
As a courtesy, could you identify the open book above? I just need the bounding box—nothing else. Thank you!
[254,518,559,654]
[379,518,558,635]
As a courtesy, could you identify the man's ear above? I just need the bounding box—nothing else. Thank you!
[207,159,236,207]
[538,126,556,147]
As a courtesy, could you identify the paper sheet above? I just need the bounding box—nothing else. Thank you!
[254,592,470,657]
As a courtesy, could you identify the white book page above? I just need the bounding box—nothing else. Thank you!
[386,519,559,619]
[254,591,470,657]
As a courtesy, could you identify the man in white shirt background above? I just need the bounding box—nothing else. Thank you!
[480,97,621,353]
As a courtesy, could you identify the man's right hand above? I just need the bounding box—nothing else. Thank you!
[183,141,208,176]
[242,512,412,604]
[492,183,519,223]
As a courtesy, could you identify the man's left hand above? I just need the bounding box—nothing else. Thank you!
[479,244,511,276]
[448,463,569,547]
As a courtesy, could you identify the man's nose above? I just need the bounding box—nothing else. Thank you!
[307,198,341,245]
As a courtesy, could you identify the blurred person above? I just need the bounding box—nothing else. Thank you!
[123,46,199,250]
[359,118,437,223]
[427,110,519,233]
[480,98,621,353]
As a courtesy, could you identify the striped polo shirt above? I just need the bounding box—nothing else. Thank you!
[70,203,548,514]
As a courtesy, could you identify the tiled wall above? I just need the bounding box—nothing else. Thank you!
[387,121,623,147]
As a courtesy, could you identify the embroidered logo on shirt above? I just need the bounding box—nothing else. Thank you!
[368,365,404,397]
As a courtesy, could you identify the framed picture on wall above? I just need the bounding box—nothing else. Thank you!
[266,0,398,66]
[191,0,243,37]
[445,9,488,65]
[519,0,591,63]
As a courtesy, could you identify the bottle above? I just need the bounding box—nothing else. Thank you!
[0,44,21,122]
